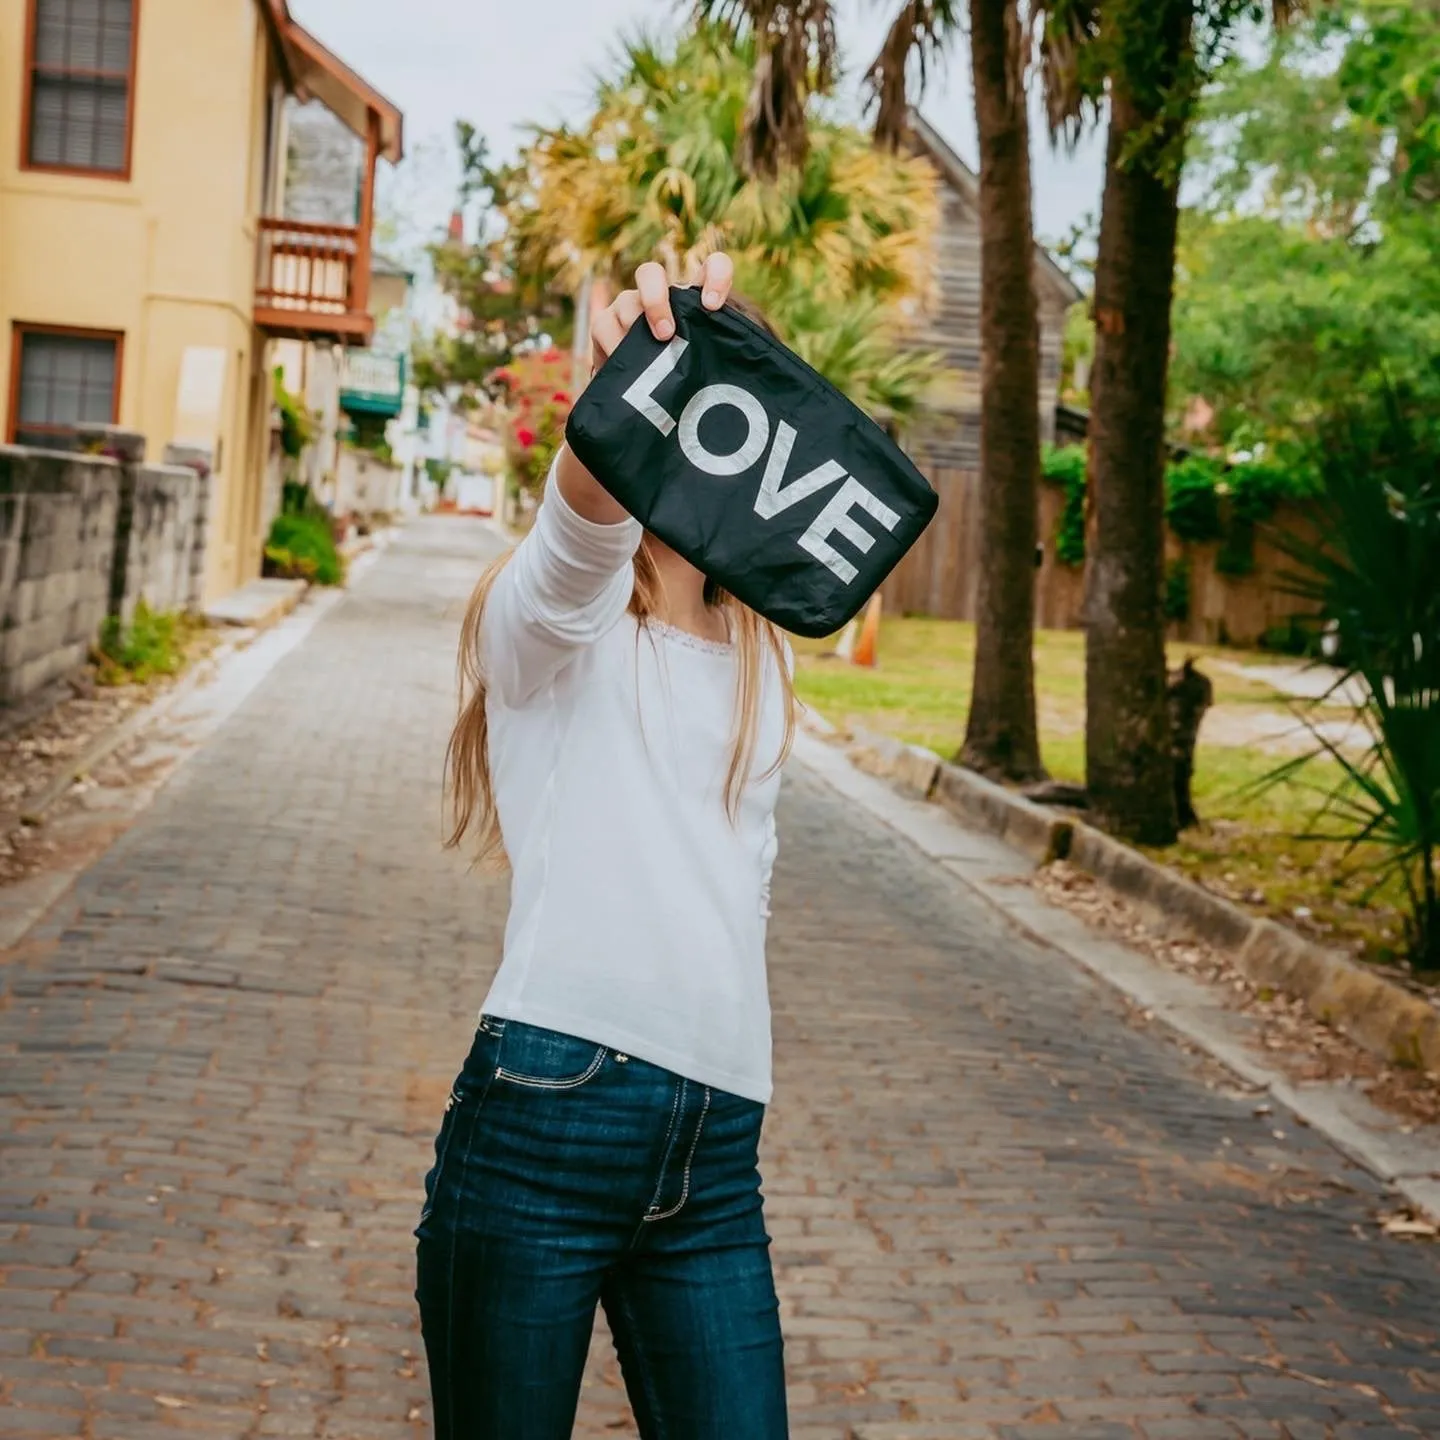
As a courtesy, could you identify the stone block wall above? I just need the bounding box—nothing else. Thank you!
[112,464,210,622]
[0,445,209,705]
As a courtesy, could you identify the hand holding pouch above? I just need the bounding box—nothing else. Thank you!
[565,287,938,638]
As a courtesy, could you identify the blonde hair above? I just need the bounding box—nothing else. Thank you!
[445,539,796,865]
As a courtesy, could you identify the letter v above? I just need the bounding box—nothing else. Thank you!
[753,422,846,520]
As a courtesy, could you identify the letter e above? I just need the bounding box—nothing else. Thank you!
[797,478,901,584]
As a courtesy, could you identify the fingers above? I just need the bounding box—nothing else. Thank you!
[590,289,648,371]
[612,289,644,332]
[635,261,674,340]
[700,252,734,310]
[590,308,624,362]
[590,252,734,373]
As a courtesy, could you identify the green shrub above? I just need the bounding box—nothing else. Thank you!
[1258,617,1318,657]
[273,369,314,460]
[1042,444,1319,577]
[95,602,191,686]
[426,458,455,498]
[264,511,344,586]
[1165,455,1226,543]
[1217,462,1296,576]
[1041,444,1088,567]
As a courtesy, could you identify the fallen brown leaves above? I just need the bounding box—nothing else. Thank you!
[1378,1207,1440,1240]
[0,673,144,816]
[1031,861,1440,1130]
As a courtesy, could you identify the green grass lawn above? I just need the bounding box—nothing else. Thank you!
[794,617,1409,967]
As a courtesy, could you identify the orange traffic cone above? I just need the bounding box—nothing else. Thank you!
[851,593,882,668]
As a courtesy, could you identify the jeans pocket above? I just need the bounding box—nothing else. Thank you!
[417,1089,462,1229]
[492,1021,609,1091]
[417,1026,501,1232]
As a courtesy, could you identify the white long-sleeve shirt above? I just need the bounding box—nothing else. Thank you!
[476,468,788,1103]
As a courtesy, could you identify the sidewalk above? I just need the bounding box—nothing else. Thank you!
[0,515,1437,1438]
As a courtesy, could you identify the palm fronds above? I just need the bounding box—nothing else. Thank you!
[693,0,839,176]
[866,0,965,151]
[502,26,943,416]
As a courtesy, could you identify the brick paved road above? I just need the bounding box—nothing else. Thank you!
[1,517,1438,1440]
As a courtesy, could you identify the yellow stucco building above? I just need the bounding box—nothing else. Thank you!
[0,0,402,602]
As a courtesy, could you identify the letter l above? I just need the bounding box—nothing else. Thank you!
[621,336,689,437]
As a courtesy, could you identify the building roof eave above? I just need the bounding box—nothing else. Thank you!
[908,110,1083,309]
[257,0,405,163]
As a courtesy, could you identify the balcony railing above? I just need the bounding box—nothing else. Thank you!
[255,218,373,343]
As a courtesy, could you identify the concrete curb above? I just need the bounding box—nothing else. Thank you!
[792,724,1440,1224]
[811,714,1440,1080]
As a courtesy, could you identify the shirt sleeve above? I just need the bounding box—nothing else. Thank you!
[758,811,779,923]
[759,643,792,925]
[480,461,643,707]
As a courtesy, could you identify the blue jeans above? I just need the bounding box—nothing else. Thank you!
[414,1016,788,1439]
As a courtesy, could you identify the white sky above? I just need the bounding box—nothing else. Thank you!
[289,0,1108,264]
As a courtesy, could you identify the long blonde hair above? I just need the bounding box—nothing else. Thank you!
[445,539,796,865]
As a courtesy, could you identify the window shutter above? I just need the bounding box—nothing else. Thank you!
[27,0,134,175]
[68,0,104,69]
[29,79,68,168]
[14,333,120,447]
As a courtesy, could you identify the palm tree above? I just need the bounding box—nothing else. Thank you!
[701,0,1048,783]
[1034,0,1304,844]
[708,1,1315,838]
[502,27,942,417]
[960,0,1048,781]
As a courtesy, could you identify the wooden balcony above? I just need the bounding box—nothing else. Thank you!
[254,218,375,345]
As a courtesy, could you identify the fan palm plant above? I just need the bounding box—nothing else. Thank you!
[501,27,941,417]
[1262,395,1440,972]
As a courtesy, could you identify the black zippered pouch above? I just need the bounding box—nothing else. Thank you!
[564,287,938,638]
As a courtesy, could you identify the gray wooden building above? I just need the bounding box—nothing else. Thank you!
[885,115,1082,621]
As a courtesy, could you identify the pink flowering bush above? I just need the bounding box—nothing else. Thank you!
[493,349,574,496]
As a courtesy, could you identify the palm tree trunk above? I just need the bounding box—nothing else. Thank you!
[960,0,1047,783]
[1421,838,1438,971]
[1083,14,1190,846]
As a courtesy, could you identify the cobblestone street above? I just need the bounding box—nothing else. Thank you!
[1,517,1438,1440]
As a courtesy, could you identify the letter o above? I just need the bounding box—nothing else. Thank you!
[676,384,771,477]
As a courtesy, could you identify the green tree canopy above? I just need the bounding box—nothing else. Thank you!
[1170,0,1440,459]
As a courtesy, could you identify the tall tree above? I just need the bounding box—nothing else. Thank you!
[701,0,1051,783]
[1035,0,1304,844]
[961,0,1047,781]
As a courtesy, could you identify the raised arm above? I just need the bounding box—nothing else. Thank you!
[480,466,642,707]
[481,254,736,707]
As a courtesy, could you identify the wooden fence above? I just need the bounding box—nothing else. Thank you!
[884,459,1318,648]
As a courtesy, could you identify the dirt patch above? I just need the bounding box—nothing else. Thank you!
[0,674,149,818]
[1032,860,1440,1130]
[0,643,218,890]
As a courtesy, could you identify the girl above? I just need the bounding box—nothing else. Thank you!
[416,253,795,1440]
